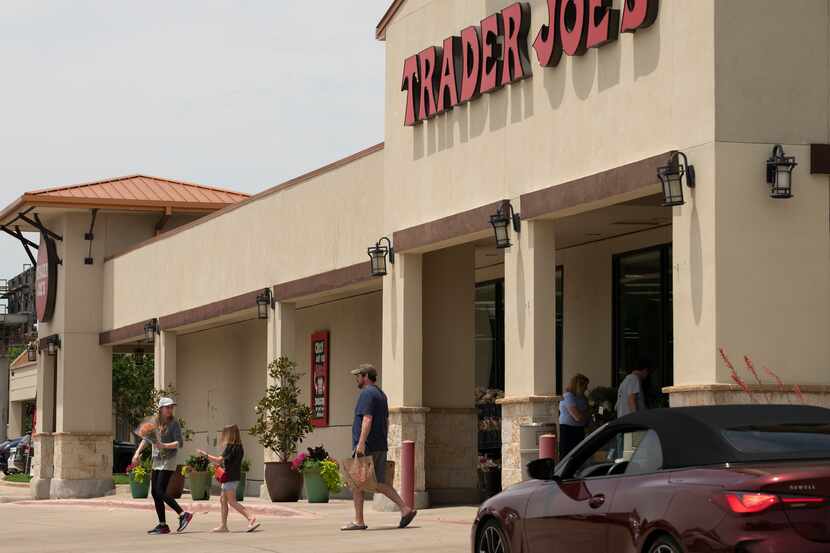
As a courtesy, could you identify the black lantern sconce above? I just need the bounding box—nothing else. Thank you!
[144,318,159,343]
[368,237,395,277]
[256,288,274,320]
[658,151,696,207]
[134,348,145,366]
[26,341,37,362]
[46,335,61,356]
[490,201,521,249]
[766,144,797,199]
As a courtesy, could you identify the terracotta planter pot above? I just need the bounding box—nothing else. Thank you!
[167,466,185,499]
[264,462,303,502]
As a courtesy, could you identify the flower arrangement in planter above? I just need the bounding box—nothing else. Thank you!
[237,458,251,502]
[249,357,314,502]
[182,454,213,501]
[478,455,501,500]
[292,446,342,503]
[125,450,152,499]
[587,386,617,429]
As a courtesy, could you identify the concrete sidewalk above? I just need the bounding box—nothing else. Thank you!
[0,483,477,553]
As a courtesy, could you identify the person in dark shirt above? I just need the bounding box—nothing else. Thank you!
[199,424,259,533]
[342,364,417,531]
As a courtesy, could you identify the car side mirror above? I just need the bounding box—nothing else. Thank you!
[527,458,559,481]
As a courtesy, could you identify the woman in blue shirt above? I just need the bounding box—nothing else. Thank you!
[558,374,591,459]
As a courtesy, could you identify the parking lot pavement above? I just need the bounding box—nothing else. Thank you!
[0,486,476,553]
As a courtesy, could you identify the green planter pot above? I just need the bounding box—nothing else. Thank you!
[236,472,247,502]
[189,470,212,501]
[303,467,330,503]
[129,474,150,499]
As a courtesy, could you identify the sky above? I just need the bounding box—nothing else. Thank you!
[0,0,390,281]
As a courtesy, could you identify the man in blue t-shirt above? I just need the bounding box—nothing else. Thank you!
[342,364,417,531]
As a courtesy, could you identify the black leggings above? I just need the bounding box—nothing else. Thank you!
[558,424,586,459]
[151,469,183,524]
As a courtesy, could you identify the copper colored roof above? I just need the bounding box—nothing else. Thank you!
[10,350,35,370]
[376,0,406,40]
[0,175,249,226]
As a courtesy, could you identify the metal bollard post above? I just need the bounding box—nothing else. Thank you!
[539,433,557,462]
[401,440,415,509]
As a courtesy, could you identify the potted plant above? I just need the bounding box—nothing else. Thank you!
[478,455,501,500]
[237,459,251,502]
[293,446,343,503]
[587,386,617,431]
[250,357,314,502]
[125,451,152,499]
[182,454,213,501]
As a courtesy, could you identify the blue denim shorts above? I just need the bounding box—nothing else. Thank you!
[221,480,239,493]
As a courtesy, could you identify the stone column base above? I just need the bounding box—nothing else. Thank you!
[425,408,478,505]
[383,406,429,510]
[497,396,559,489]
[49,432,114,499]
[665,384,830,407]
[30,433,54,500]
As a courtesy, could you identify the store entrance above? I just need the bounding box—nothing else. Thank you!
[612,244,674,407]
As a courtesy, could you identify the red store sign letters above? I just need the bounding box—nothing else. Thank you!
[401,0,659,126]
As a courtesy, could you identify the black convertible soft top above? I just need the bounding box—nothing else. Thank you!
[609,405,830,469]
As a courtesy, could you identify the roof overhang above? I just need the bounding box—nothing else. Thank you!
[376,0,406,40]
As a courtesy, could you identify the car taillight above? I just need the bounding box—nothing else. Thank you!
[716,492,826,514]
[725,493,780,514]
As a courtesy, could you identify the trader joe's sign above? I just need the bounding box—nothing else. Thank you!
[310,330,330,428]
[401,0,658,125]
[35,234,58,322]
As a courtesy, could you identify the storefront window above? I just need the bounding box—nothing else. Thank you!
[613,244,673,407]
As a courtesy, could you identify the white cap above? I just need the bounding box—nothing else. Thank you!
[158,397,176,409]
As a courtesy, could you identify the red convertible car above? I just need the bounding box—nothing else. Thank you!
[472,405,830,553]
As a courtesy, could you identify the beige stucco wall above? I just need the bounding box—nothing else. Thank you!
[9,365,37,402]
[382,0,715,230]
[294,291,383,463]
[102,149,385,331]
[175,318,267,481]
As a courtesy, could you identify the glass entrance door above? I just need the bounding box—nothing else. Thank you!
[612,244,673,407]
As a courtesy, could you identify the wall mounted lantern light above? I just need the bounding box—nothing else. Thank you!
[144,318,159,343]
[134,348,145,366]
[766,144,797,199]
[368,237,395,277]
[490,200,521,249]
[26,341,37,362]
[256,288,273,320]
[46,335,61,356]
[658,151,696,207]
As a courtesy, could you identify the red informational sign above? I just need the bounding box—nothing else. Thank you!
[35,234,58,323]
[401,0,659,126]
[310,331,330,428]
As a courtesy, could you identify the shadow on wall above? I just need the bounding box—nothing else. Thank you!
[690,203,704,325]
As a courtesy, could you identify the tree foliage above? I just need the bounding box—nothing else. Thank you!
[249,357,313,462]
[112,353,155,429]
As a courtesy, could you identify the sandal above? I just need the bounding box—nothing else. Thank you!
[341,522,368,531]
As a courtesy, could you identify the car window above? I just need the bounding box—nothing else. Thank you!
[722,424,830,455]
[569,429,662,479]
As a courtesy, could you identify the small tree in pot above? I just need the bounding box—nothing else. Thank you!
[249,357,314,502]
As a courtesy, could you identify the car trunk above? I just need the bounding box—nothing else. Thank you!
[729,461,830,542]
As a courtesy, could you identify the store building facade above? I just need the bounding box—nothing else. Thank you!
[2,0,828,502]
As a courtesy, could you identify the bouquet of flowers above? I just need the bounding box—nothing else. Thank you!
[478,455,501,473]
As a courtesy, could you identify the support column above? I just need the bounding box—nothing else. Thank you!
[500,218,559,488]
[153,330,177,391]
[260,300,295,499]
[31,351,56,499]
[380,253,428,509]
[0,352,9,442]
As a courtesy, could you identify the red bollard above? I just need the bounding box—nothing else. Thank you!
[539,433,557,462]
[401,440,415,509]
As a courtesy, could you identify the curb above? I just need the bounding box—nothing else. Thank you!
[0,480,30,489]
[11,498,317,518]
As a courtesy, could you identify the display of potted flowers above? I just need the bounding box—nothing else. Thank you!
[478,455,501,500]
[182,454,213,501]
[125,451,152,499]
[587,386,617,430]
[249,357,314,502]
[292,446,342,503]
[237,458,251,502]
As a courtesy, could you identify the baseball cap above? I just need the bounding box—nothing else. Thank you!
[350,364,377,379]
[158,397,176,409]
